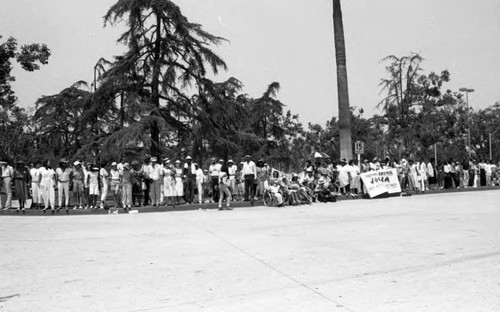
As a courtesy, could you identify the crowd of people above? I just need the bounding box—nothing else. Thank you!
[0,154,498,214]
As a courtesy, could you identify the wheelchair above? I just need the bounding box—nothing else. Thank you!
[263,188,289,207]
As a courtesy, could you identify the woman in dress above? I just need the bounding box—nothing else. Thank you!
[337,159,350,195]
[162,159,176,207]
[14,161,29,213]
[174,160,184,205]
[39,160,56,214]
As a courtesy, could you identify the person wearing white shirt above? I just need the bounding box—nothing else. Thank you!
[56,158,71,211]
[39,160,56,213]
[183,156,196,204]
[194,163,204,204]
[241,155,257,203]
[227,159,238,197]
[208,158,221,202]
[1,160,14,210]
[30,160,42,209]
[162,159,176,207]
[348,160,360,197]
[99,163,110,209]
[110,162,121,207]
[485,160,493,186]
[418,159,428,191]
[149,157,163,206]
[427,158,436,190]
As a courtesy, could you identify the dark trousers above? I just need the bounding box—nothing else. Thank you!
[468,170,475,187]
[143,179,151,205]
[452,173,460,188]
[210,177,219,202]
[244,174,255,201]
[444,173,452,189]
[185,175,195,203]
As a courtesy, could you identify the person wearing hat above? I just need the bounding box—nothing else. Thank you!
[241,155,257,204]
[173,160,184,205]
[120,162,132,211]
[86,164,100,209]
[39,160,56,213]
[148,157,163,206]
[71,161,85,209]
[162,159,176,207]
[208,158,221,202]
[30,160,43,209]
[56,158,71,211]
[182,156,196,204]
[13,160,29,213]
[0,160,14,210]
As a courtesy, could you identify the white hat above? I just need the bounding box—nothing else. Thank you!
[74,161,81,166]
[175,160,181,164]
[186,156,192,160]
[151,157,157,162]
[111,162,117,166]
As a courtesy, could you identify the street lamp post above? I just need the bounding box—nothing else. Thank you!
[459,88,474,160]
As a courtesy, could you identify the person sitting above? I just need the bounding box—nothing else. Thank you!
[314,178,338,203]
[266,172,284,206]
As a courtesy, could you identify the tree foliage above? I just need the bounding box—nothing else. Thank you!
[0,36,50,160]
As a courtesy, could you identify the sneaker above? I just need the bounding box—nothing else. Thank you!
[226,206,233,210]
[218,205,223,210]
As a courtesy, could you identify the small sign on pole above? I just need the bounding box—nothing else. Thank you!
[354,141,364,155]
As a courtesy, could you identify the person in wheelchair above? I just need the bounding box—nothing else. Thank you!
[289,175,313,205]
[266,178,284,206]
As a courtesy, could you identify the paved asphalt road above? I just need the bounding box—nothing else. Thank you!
[1,190,500,311]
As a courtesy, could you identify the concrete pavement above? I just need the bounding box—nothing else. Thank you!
[1,190,500,311]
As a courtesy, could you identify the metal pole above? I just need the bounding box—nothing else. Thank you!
[434,143,437,166]
[489,133,492,160]
[466,91,471,160]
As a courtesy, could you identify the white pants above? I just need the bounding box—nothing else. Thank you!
[196,178,203,203]
[101,183,108,202]
[122,183,132,207]
[229,177,236,194]
[31,182,41,204]
[58,181,70,207]
[41,183,55,208]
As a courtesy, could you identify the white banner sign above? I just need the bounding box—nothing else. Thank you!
[360,169,401,198]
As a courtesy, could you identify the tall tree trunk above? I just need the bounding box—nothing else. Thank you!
[333,0,353,161]
[150,12,162,157]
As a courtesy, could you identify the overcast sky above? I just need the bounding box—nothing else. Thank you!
[2,0,499,125]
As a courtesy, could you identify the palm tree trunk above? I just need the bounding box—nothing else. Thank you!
[333,0,353,161]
